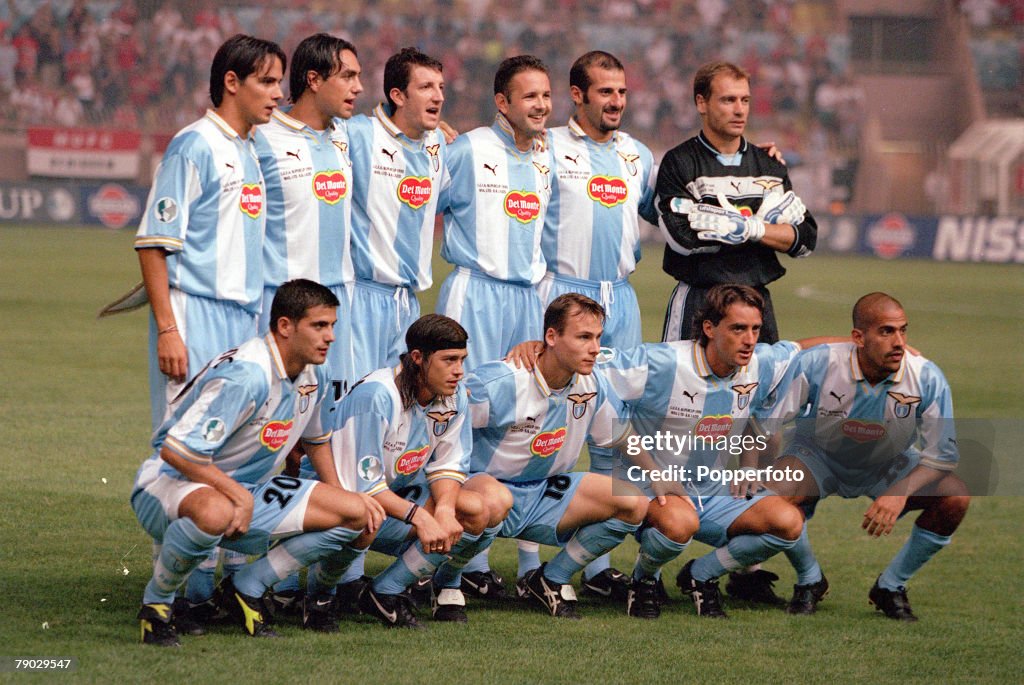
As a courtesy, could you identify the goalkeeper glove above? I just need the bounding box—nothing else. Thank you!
[757,190,806,226]
[688,193,765,245]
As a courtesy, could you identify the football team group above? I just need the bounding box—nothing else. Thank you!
[128,32,969,647]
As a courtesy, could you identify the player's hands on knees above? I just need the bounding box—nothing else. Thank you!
[225,489,255,539]
[434,507,464,551]
[862,495,907,537]
[505,340,543,370]
[158,329,188,382]
[652,479,686,506]
[358,492,386,534]
[413,509,453,554]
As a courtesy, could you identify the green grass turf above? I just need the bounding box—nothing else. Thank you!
[0,226,1021,683]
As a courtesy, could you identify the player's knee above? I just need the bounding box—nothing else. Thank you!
[180,489,233,535]
[489,484,514,526]
[770,503,805,541]
[456,489,487,534]
[938,494,970,526]
[648,504,697,544]
[352,527,376,549]
[618,494,649,525]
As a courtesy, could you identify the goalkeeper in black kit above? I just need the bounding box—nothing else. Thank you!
[658,61,817,345]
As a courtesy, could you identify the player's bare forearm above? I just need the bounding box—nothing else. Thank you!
[883,464,948,499]
[139,247,188,381]
[759,223,798,252]
[304,441,341,488]
[374,488,420,520]
[505,340,543,370]
[428,478,463,548]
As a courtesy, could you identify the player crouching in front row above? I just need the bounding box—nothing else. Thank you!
[131,279,385,646]
[313,314,512,629]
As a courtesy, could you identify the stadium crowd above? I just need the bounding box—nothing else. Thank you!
[1,0,868,160]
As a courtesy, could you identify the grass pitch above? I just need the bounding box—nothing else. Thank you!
[0,226,1021,683]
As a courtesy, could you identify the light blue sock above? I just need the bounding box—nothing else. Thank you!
[273,573,301,594]
[338,549,367,584]
[183,547,219,604]
[144,518,221,605]
[308,544,366,596]
[221,549,249,578]
[545,517,639,585]
[633,526,688,581]
[232,526,360,598]
[463,548,491,575]
[516,541,541,578]
[878,525,951,591]
[691,534,795,583]
[374,530,485,595]
[785,526,823,585]
[583,447,615,580]
[435,525,500,589]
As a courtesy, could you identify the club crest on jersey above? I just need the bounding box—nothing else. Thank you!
[754,179,783,192]
[504,190,541,223]
[531,427,567,457]
[532,161,551,190]
[397,176,432,209]
[587,176,628,208]
[425,143,441,173]
[731,382,759,410]
[332,140,351,166]
[567,392,597,420]
[155,197,178,223]
[841,420,886,443]
[202,418,226,443]
[427,410,458,436]
[887,392,922,419]
[358,455,384,482]
[312,170,348,205]
[297,383,318,412]
[617,152,640,176]
[239,184,263,218]
[395,444,431,475]
[260,420,293,451]
[695,415,733,438]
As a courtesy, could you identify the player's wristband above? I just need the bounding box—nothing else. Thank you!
[158,324,179,336]
[403,503,419,524]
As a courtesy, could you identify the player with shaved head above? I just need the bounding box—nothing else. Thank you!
[759,292,970,621]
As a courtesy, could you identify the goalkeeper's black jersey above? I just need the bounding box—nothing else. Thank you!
[657,132,816,288]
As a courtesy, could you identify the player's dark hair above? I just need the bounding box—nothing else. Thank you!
[210,34,287,108]
[544,293,605,339]
[384,47,443,110]
[269,279,339,333]
[494,54,549,98]
[852,292,904,330]
[289,33,358,103]
[569,50,624,93]
[694,284,764,346]
[397,314,468,410]
[692,61,749,104]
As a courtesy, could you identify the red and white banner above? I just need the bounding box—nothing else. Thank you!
[27,127,141,179]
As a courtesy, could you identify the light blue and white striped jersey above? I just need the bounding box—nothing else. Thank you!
[254,109,353,288]
[467,360,628,482]
[348,104,446,290]
[759,343,958,472]
[544,120,657,281]
[135,110,265,312]
[134,334,332,489]
[600,340,799,495]
[330,367,471,497]
[438,114,554,285]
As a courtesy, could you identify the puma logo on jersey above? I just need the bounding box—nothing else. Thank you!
[483,163,498,175]
[681,390,698,403]
[286,149,301,161]
[381,148,397,163]
[829,391,846,403]
[887,391,922,418]
[564,154,580,165]
[730,181,741,193]
[224,162,235,172]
